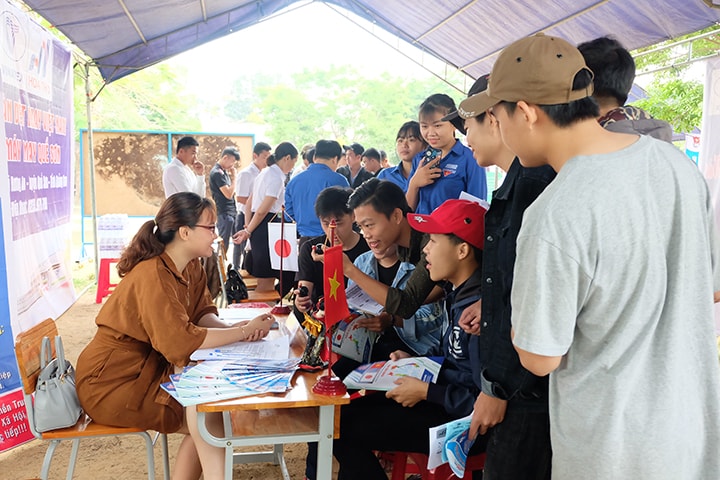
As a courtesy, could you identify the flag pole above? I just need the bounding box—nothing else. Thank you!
[312,219,347,396]
[271,205,291,315]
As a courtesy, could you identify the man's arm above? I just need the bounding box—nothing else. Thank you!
[514,345,562,377]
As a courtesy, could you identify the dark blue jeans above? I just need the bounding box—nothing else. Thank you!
[482,406,552,480]
[232,211,246,270]
[216,212,235,255]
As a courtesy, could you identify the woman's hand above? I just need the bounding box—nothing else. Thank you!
[239,313,274,341]
[232,229,250,244]
[386,377,428,407]
[409,158,441,189]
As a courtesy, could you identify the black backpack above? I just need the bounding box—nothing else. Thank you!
[225,265,248,303]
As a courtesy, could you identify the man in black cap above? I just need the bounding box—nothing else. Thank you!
[337,142,373,188]
[209,146,240,251]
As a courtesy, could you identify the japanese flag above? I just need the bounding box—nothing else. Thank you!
[267,222,298,271]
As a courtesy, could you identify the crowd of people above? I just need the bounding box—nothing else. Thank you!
[73,33,720,480]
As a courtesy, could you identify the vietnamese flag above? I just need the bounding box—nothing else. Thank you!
[323,245,350,327]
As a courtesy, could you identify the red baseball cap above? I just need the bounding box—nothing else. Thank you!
[408,199,486,249]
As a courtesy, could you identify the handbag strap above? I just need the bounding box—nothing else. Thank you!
[54,336,68,373]
[40,336,52,369]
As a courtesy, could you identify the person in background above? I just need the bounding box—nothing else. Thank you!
[76,192,274,480]
[465,33,720,479]
[406,94,487,214]
[379,149,390,170]
[361,147,384,176]
[291,143,315,180]
[337,143,374,188]
[209,146,239,252]
[233,142,297,295]
[377,121,427,192]
[285,140,349,247]
[232,141,271,271]
[577,36,673,142]
[162,136,205,198]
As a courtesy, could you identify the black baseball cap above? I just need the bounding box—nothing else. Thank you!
[441,74,490,123]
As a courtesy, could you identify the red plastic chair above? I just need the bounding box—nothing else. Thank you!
[387,451,486,480]
[95,257,120,303]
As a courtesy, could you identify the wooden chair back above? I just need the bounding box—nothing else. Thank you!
[14,318,57,395]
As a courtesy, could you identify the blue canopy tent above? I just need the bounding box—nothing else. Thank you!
[19,0,720,84]
[16,0,720,270]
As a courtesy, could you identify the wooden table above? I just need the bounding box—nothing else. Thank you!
[196,313,350,480]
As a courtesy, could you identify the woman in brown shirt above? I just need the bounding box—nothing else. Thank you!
[76,192,274,480]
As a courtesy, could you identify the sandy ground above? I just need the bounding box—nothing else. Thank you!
[0,288,316,480]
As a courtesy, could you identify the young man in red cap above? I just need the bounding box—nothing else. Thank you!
[332,198,487,480]
[458,33,720,478]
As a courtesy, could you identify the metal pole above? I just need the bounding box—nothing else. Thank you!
[84,62,100,280]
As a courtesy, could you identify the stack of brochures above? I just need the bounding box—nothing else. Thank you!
[161,357,300,406]
[343,356,443,391]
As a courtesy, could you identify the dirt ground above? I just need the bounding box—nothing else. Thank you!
[0,288,318,480]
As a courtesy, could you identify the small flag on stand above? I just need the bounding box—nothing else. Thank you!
[323,245,350,328]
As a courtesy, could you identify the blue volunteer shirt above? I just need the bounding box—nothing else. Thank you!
[284,163,350,237]
[410,140,487,215]
[376,164,409,192]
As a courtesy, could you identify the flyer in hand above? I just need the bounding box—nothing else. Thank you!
[343,356,444,391]
[427,413,475,478]
[330,312,378,363]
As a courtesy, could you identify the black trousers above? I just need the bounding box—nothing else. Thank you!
[332,394,486,480]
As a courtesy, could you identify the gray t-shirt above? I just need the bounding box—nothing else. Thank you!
[512,135,720,479]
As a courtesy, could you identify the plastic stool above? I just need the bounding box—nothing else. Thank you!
[96,258,120,303]
[389,451,486,480]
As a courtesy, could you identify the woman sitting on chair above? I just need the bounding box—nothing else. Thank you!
[76,192,274,480]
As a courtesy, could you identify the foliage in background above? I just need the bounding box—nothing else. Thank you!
[631,26,720,133]
[226,66,461,157]
[73,63,202,135]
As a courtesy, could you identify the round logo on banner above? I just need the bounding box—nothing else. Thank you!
[274,239,292,257]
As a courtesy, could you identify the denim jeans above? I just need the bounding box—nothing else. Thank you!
[482,406,552,480]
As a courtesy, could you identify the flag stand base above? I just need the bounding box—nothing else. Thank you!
[271,305,291,314]
[312,375,347,396]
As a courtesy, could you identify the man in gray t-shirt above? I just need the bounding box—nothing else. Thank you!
[458,34,720,479]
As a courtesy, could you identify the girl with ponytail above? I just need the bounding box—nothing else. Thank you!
[76,192,275,479]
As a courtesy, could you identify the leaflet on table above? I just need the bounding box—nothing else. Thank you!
[343,356,444,391]
[331,312,378,363]
[345,283,384,316]
[427,413,475,478]
[190,334,291,361]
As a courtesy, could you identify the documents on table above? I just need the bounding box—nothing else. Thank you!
[345,283,384,316]
[190,334,290,361]
[428,413,475,478]
[343,356,444,391]
[161,358,301,406]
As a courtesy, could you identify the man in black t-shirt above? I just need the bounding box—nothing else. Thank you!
[209,146,239,251]
[294,186,368,315]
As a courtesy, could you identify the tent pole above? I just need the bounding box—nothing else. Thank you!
[84,62,100,280]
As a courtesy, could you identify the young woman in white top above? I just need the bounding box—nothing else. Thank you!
[233,142,298,292]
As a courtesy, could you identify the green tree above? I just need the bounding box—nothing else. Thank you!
[74,63,202,134]
[631,26,720,133]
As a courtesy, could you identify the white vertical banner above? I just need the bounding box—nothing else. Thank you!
[0,0,75,452]
[267,222,298,271]
[698,57,720,333]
